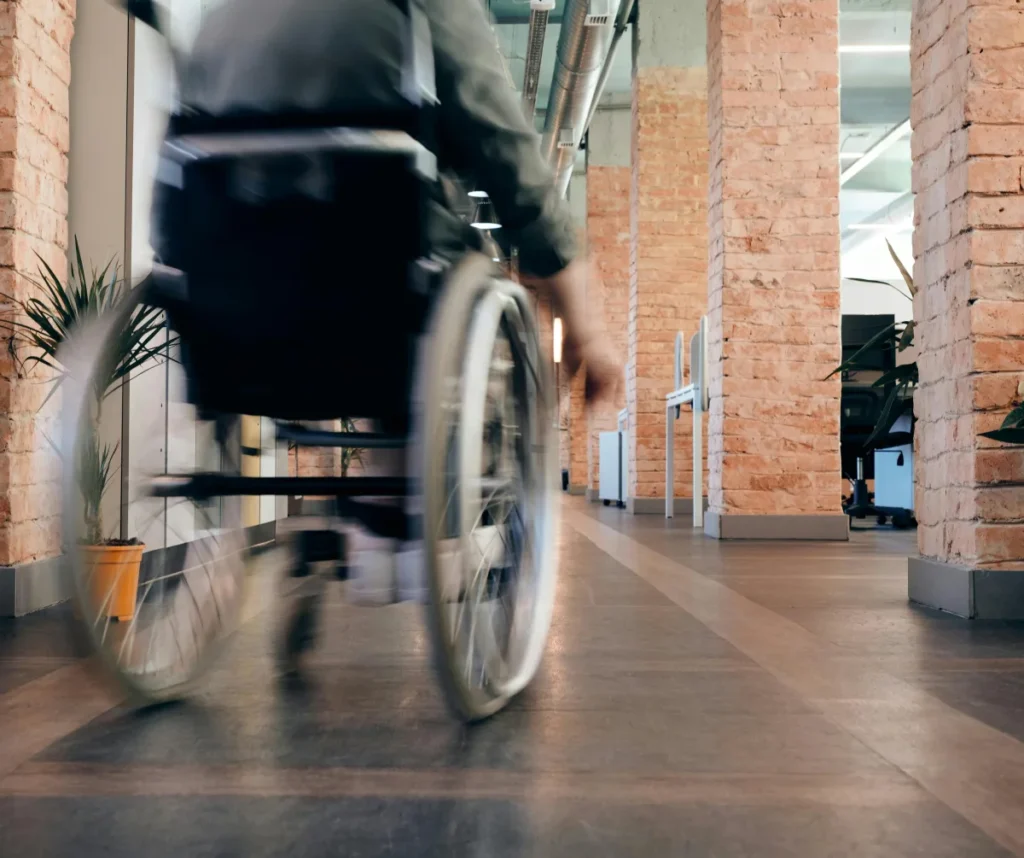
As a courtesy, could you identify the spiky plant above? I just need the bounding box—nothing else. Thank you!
[828,241,917,448]
[0,238,170,543]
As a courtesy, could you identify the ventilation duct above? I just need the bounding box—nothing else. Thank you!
[521,0,554,118]
[542,0,621,196]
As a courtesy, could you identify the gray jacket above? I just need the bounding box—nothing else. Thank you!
[180,0,577,277]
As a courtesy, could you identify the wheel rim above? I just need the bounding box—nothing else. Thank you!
[422,264,557,718]
[61,284,249,702]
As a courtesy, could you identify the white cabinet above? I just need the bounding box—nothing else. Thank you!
[599,432,628,505]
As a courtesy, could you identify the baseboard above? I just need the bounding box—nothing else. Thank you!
[0,555,67,618]
[568,484,587,497]
[909,557,1024,619]
[627,497,709,516]
[1,521,280,618]
[704,512,849,541]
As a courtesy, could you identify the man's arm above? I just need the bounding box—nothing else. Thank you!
[427,0,620,403]
[427,0,576,279]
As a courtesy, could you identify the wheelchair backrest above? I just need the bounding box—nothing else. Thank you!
[134,0,441,421]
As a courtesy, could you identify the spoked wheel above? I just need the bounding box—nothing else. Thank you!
[419,255,558,722]
[61,280,250,704]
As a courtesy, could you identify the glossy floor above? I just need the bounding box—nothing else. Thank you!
[2,501,1024,856]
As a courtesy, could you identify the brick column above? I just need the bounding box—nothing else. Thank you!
[586,108,630,497]
[704,0,846,540]
[0,0,75,579]
[566,174,588,493]
[908,1,1024,616]
[627,0,709,515]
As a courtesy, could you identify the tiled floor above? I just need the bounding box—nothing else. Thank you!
[2,500,1024,856]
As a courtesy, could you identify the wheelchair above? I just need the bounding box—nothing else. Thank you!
[60,0,559,722]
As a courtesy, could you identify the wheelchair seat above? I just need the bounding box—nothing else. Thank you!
[151,118,438,423]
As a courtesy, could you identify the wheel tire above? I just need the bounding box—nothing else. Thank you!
[61,282,249,706]
[417,254,558,723]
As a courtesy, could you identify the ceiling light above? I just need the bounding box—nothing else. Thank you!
[468,190,489,199]
[839,44,910,54]
[471,200,501,230]
[553,317,563,365]
[848,220,913,232]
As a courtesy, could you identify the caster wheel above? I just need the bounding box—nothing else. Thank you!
[892,513,915,530]
[603,500,611,507]
[877,515,888,526]
[279,592,322,674]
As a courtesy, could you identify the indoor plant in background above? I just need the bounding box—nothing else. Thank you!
[829,241,918,446]
[0,240,169,620]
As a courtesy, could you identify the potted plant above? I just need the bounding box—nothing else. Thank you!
[829,240,918,446]
[0,240,169,620]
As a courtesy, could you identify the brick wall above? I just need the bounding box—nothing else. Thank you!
[628,66,709,501]
[912,0,1024,569]
[0,0,74,565]
[587,165,630,490]
[706,0,842,518]
[569,365,586,488]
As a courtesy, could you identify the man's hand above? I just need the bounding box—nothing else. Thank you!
[563,334,622,406]
[522,256,623,407]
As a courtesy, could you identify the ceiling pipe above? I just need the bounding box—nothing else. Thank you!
[580,0,635,144]
[521,1,554,119]
[542,0,622,197]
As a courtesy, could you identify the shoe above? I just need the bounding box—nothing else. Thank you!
[347,533,397,606]
[396,542,427,603]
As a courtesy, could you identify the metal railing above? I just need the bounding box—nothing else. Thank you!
[665,317,708,528]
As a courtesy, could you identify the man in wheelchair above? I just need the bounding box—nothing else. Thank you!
[169,0,617,382]
[165,0,619,595]
[64,0,618,718]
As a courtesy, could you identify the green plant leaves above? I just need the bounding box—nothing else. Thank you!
[826,321,899,379]
[872,362,918,390]
[865,379,913,449]
[982,402,1024,445]
[0,238,176,543]
[887,239,915,297]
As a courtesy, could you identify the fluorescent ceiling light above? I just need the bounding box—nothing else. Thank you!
[841,119,911,185]
[553,317,563,365]
[468,190,489,199]
[848,220,913,232]
[839,44,910,54]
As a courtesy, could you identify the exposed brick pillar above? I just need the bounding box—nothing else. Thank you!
[566,176,588,493]
[908,1,1024,616]
[705,0,846,540]
[0,0,75,570]
[586,109,630,495]
[627,2,709,514]
[569,366,586,491]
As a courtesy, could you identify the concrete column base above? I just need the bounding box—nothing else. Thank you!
[909,557,1024,619]
[627,497,709,515]
[704,512,849,541]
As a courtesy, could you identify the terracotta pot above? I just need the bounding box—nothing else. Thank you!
[81,543,145,622]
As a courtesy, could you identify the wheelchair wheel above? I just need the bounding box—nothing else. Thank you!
[418,255,559,722]
[61,281,249,704]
